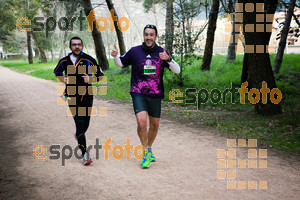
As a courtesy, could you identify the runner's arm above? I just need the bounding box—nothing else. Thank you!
[113,57,124,67]
[89,57,104,81]
[168,59,180,74]
[96,65,104,82]
[54,59,67,83]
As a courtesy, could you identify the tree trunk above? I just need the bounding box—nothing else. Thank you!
[27,31,33,64]
[179,0,187,54]
[273,0,296,73]
[31,32,47,63]
[50,1,58,62]
[105,33,111,60]
[82,0,109,70]
[39,49,48,63]
[226,0,236,63]
[226,43,236,63]
[165,0,174,56]
[187,16,193,53]
[51,31,55,62]
[205,0,208,18]
[179,38,184,86]
[201,0,219,70]
[34,48,39,58]
[105,0,126,55]
[59,31,67,59]
[226,25,236,63]
[239,0,281,115]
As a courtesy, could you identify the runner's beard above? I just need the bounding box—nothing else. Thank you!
[72,49,82,56]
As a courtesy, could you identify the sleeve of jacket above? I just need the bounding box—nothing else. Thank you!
[54,59,67,85]
[120,48,132,67]
[54,59,65,77]
[89,57,104,82]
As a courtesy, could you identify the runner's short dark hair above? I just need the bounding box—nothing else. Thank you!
[69,36,83,46]
[143,24,158,35]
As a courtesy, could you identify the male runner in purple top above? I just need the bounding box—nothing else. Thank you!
[111,24,180,168]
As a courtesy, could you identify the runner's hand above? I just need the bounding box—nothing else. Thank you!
[159,47,169,61]
[82,73,89,83]
[64,76,68,84]
[111,44,118,58]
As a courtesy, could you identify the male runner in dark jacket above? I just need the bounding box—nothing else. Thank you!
[54,36,103,165]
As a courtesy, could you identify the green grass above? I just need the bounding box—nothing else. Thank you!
[162,107,299,152]
[1,53,299,153]
[104,59,132,101]
[0,59,58,81]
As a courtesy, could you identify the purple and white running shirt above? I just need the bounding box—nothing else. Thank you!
[120,45,170,99]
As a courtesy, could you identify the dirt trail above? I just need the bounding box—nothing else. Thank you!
[0,66,299,200]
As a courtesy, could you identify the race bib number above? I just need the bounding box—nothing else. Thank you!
[144,65,156,75]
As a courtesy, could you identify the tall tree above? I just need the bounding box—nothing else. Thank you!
[32,0,61,62]
[59,31,68,59]
[0,1,18,52]
[25,0,41,64]
[165,0,174,56]
[173,0,206,54]
[201,0,219,70]
[31,32,48,62]
[47,0,59,62]
[82,0,109,70]
[221,0,238,63]
[34,47,39,58]
[27,31,33,64]
[11,0,41,64]
[240,0,282,115]
[184,0,203,53]
[178,0,188,53]
[105,0,126,55]
[273,0,296,73]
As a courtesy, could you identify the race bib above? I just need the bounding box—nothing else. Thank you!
[144,65,156,75]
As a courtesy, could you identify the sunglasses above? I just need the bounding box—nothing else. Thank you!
[144,24,158,35]
[145,24,156,29]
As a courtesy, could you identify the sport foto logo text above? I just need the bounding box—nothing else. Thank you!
[169,81,282,108]
[33,138,145,166]
[16,9,129,36]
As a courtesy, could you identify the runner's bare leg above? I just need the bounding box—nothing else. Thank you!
[135,111,148,148]
[148,116,160,147]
